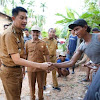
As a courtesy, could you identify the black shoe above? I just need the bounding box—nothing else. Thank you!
[53,87,61,91]
[43,86,46,90]
[58,74,61,77]
[72,71,75,74]
[82,79,90,82]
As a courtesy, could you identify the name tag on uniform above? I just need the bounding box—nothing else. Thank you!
[18,48,21,53]
[41,46,44,48]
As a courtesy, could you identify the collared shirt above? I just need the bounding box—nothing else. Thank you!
[25,39,49,72]
[0,25,24,66]
[43,38,58,56]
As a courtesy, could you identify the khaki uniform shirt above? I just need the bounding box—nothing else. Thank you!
[0,34,2,58]
[25,39,49,72]
[0,25,24,67]
[43,38,58,56]
[43,38,58,63]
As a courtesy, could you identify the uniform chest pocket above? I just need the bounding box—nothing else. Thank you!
[28,46,35,52]
[38,46,44,53]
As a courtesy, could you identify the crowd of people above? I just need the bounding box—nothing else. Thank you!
[0,6,100,100]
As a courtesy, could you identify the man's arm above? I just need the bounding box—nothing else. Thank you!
[98,33,100,41]
[11,53,51,70]
[0,60,1,67]
[53,48,82,68]
[67,46,69,54]
[75,54,89,66]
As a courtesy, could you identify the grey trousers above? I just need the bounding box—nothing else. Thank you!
[84,68,100,100]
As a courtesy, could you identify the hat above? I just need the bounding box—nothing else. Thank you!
[23,28,28,31]
[92,28,100,32]
[31,25,41,32]
[68,19,87,29]
[59,52,66,57]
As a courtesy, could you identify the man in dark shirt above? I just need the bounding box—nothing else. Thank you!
[23,28,32,43]
[67,29,77,74]
[57,52,69,77]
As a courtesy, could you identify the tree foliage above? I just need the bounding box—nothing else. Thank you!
[0,0,9,7]
[41,30,48,38]
[55,7,78,38]
[56,0,100,38]
[40,2,47,12]
[0,0,47,32]
[81,0,100,28]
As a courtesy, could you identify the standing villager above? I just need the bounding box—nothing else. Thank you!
[25,25,49,100]
[53,19,100,100]
[43,28,61,91]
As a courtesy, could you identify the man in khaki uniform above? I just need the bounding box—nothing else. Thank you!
[0,7,52,100]
[25,25,49,100]
[43,28,61,91]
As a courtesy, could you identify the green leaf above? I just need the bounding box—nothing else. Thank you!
[55,13,66,19]
[65,7,75,19]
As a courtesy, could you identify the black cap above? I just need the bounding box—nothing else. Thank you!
[23,28,28,31]
[68,19,87,29]
[92,28,100,32]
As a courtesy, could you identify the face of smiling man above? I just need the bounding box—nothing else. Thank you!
[12,11,27,30]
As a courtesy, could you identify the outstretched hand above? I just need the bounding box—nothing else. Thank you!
[82,61,92,67]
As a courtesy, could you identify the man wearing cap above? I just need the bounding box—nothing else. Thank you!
[92,27,100,33]
[23,28,32,43]
[43,28,61,91]
[0,7,52,100]
[53,19,100,100]
[25,25,49,100]
[57,52,70,77]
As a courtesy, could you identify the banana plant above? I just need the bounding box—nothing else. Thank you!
[56,7,79,38]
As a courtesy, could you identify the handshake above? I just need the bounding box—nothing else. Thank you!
[41,62,56,72]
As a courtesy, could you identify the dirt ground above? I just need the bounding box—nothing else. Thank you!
[0,66,89,100]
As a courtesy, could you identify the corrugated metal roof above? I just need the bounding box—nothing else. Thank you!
[0,12,12,21]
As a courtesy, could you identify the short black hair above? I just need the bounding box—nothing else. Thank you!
[92,28,100,32]
[48,28,54,33]
[12,6,27,17]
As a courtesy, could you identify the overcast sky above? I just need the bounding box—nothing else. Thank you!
[0,0,84,30]
[34,0,84,30]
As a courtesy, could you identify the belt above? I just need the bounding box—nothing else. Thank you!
[2,64,22,68]
[50,55,55,58]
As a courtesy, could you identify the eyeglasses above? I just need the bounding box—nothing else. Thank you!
[59,55,66,57]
